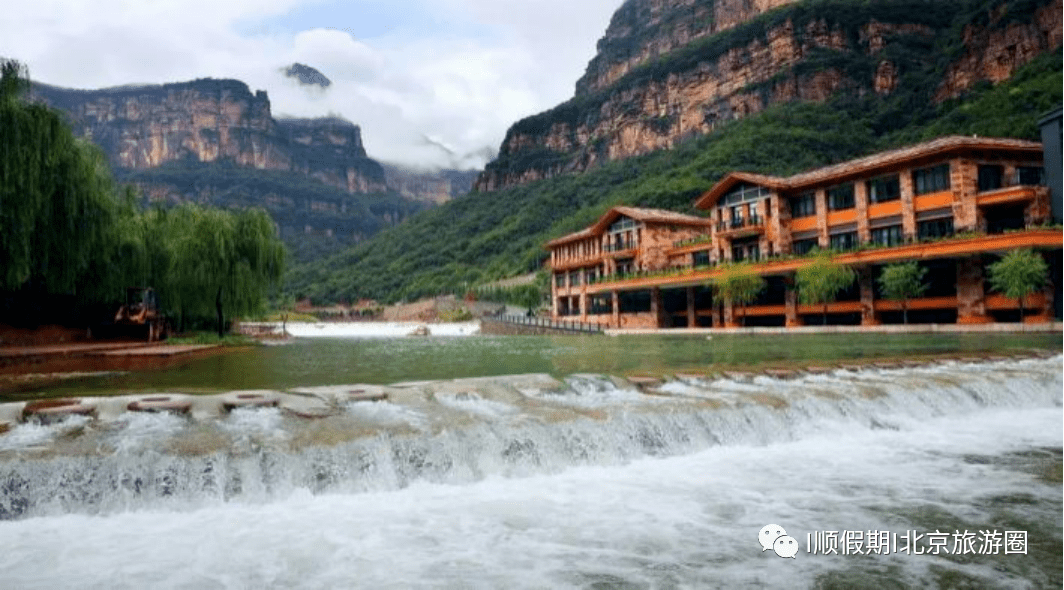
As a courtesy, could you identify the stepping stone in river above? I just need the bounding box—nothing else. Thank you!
[127,396,192,414]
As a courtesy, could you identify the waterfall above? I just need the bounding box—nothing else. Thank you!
[1,356,1059,520]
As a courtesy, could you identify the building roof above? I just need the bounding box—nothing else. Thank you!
[694,135,1044,210]
[546,206,710,247]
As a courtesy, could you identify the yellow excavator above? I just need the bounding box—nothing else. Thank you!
[114,287,170,342]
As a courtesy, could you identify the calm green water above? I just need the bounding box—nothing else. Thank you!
[31,332,1062,398]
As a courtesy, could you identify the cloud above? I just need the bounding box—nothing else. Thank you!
[0,0,623,169]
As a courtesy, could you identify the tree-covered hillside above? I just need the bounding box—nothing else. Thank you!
[286,48,1061,305]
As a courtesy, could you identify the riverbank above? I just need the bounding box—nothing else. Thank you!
[605,322,1064,336]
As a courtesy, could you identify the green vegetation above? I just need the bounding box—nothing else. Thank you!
[796,253,857,325]
[166,332,258,347]
[0,60,285,333]
[878,261,929,324]
[710,263,766,327]
[987,249,1049,318]
[286,5,1060,305]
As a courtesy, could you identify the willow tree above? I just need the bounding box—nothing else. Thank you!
[987,249,1048,320]
[878,261,928,324]
[796,252,856,325]
[164,204,285,336]
[711,262,766,326]
[0,59,123,319]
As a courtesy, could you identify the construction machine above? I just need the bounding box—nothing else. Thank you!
[114,287,170,342]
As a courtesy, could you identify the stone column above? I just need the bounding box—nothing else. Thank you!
[785,278,803,328]
[815,189,829,248]
[952,159,979,232]
[686,286,697,328]
[900,170,917,241]
[858,266,879,325]
[612,291,620,327]
[957,256,992,324]
[723,300,738,328]
[579,291,588,321]
[651,287,664,328]
[855,182,871,244]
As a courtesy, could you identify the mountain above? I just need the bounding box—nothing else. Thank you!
[381,164,481,205]
[31,78,438,260]
[288,0,1062,304]
[283,63,332,88]
[475,0,1061,191]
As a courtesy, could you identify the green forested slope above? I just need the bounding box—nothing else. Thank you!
[287,49,1061,304]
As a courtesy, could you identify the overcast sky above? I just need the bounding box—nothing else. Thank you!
[0,0,623,169]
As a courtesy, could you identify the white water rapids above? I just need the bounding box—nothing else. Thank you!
[0,356,1060,588]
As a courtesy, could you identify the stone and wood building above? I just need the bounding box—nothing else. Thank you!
[547,136,1063,329]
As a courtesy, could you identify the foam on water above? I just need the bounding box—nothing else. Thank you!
[0,357,1060,587]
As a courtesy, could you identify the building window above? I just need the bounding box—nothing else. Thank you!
[555,273,565,288]
[870,225,903,247]
[829,231,859,251]
[912,164,950,195]
[693,250,710,267]
[917,217,954,240]
[721,183,769,206]
[584,268,598,285]
[827,184,855,211]
[792,238,818,256]
[867,175,900,203]
[616,258,634,276]
[977,165,1003,192]
[1016,166,1045,186]
[730,205,743,228]
[731,241,760,262]
[790,192,816,218]
[569,271,581,287]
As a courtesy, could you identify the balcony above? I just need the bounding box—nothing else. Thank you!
[716,215,764,238]
[604,240,637,254]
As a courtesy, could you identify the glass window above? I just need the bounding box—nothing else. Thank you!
[829,231,859,251]
[749,202,760,224]
[977,165,1003,192]
[790,192,816,218]
[792,238,818,256]
[569,271,581,287]
[555,273,565,288]
[870,225,903,247]
[912,164,950,195]
[828,184,855,211]
[693,250,710,267]
[917,217,954,240]
[867,175,900,203]
[1016,166,1045,186]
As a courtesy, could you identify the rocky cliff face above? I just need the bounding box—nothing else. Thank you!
[33,79,387,195]
[477,0,1062,192]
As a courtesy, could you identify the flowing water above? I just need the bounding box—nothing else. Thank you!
[0,332,1060,589]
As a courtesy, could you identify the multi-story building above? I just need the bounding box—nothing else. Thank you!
[547,136,1062,329]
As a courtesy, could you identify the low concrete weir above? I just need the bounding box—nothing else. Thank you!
[0,356,1059,520]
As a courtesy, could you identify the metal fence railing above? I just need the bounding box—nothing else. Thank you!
[486,314,603,335]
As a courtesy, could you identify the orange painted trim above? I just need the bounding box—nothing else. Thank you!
[873,296,957,311]
[740,305,787,317]
[913,191,954,211]
[976,186,1038,207]
[583,229,1063,295]
[827,210,858,226]
[797,301,863,314]
[957,315,994,325]
[790,216,818,232]
[868,201,903,219]
[985,293,1048,310]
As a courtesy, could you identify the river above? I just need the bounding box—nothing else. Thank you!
[0,329,1060,588]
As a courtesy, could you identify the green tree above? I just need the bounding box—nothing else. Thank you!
[796,253,856,325]
[164,205,285,336]
[711,262,766,326]
[878,261,928,325]
[987,249,1048,320]
[0,59,119,303]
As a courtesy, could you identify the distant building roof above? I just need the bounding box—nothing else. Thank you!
[694,136,1044,210]
[547,206,710,247]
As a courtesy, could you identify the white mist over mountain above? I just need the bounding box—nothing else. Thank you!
[0,0,623,169]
